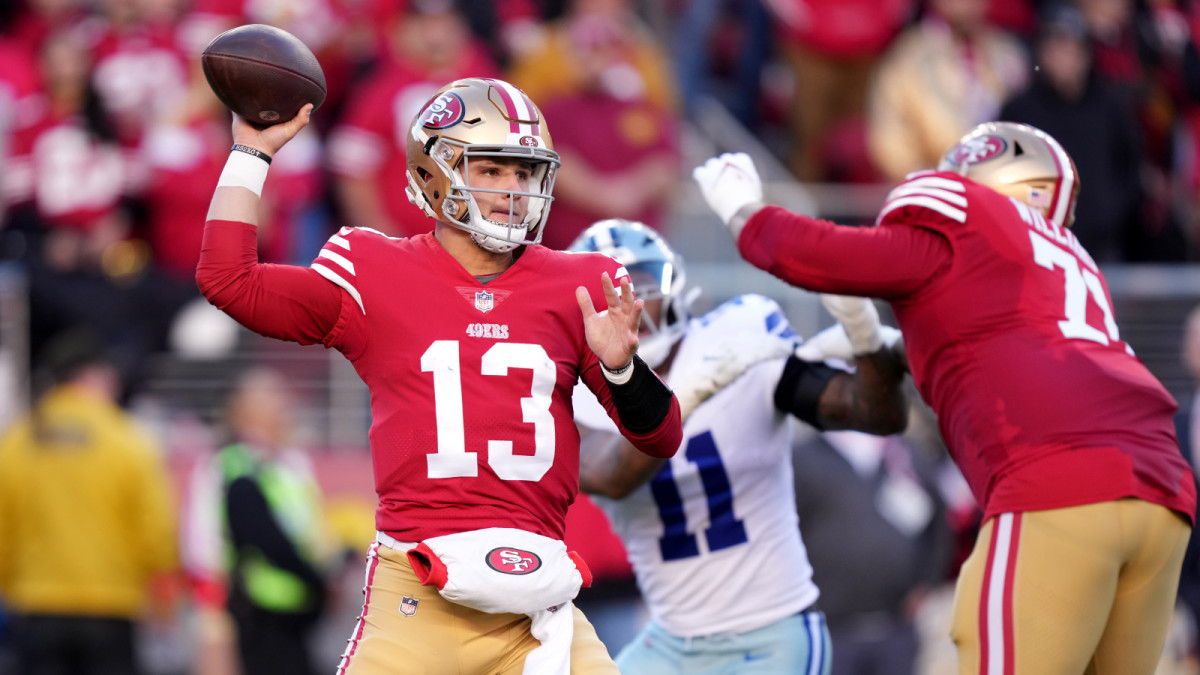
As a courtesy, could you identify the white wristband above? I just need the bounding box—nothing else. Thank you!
[601,359,634,385]
[217,147,270,197]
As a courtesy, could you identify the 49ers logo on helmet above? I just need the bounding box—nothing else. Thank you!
[946,135,1007,166]
[421,92,466,130]
[519,136,540,147]
[486,547,542,575]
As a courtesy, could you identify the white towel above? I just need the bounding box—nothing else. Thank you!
[404,528,592,675]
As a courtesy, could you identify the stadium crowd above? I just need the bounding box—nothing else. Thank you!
[0,0,1199,673]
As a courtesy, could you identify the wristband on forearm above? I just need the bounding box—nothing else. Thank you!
[217,145,272,197]
[605,356,673,433]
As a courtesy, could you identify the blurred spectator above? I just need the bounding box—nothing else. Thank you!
[792,429,952,675]
[535,15,682,249]
[1176,304,1200,635]
[866,0,1029,182]
[672,0,773,128]
[89,0,189,152]
[765,0,916,181]
[6,27,128,237]
[1000,2,1145,263]
[507,0,679,113]
[326,0,499,237]
[0,329,179,675]
[1076,0,1197,260]
[208,367,337,675]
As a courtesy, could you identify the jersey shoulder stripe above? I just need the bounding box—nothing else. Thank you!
[309,226,392,314]
[876,174,967,226]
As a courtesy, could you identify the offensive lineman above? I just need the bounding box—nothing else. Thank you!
[197,77,685,674]
[692,122,1197,674]
[569,219,910,674]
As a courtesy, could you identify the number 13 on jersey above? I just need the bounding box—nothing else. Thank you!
[421,340,558,481]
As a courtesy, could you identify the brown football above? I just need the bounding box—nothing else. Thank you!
[201,24,326,128]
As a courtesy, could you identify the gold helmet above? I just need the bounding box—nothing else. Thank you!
[405,77,560,252]
[937,121,1080,228]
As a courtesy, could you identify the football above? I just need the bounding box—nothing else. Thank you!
[201,24,327,128]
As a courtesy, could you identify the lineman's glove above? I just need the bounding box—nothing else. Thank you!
[692,152,763,230]
[794,323,903,363]
[819,294,886,355]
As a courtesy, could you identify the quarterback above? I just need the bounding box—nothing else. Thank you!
[570,219,909,674]
[197,78,683,674]
[693,122,1197,674]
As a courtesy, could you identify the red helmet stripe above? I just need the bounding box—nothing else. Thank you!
[1041,131,1075,228]
[484,78,540,137]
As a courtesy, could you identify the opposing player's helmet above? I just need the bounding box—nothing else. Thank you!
[405,77,560,252]
[569,219,694,368]
[937,121,1080,228]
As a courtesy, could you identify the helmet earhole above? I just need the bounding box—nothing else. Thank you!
[433,191,439,199]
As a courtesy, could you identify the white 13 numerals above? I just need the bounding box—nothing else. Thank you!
[421,340,557,481]
[1028,231,1120,346]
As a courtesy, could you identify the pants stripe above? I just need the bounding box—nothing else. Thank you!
[980,513,1020,675]
[805,611,825,675]
[336,541,382,674]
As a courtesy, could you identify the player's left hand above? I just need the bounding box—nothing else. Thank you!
[692,152,763,231]
[577,272,642,371]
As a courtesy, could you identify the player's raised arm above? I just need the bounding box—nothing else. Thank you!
[206,107,312,224]
[196,105,341,345]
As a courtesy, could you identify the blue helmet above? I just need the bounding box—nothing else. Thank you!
[569,219,693,367]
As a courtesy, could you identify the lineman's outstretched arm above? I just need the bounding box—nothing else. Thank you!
[578,425,665,500]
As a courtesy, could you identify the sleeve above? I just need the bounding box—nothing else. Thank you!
[581,362,681,459]
[225,477,325,591]
[738,189,955,301]
[196,219,344,345]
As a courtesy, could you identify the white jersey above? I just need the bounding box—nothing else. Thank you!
[574,294,829,637]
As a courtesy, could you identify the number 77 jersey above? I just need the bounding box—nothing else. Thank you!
[879,172,1194,522]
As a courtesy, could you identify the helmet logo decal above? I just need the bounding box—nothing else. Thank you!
[420,92,467,130]
[946,135,1007,166]
[519,136,539,147]
[486,547,542,575]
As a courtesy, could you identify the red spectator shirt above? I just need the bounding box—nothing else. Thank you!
[739,171,1196,523]
[197,221,681,541]
[537,95,680,250]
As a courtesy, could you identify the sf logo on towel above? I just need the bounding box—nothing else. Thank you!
[486,547,542,575]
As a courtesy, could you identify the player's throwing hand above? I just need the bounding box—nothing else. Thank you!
[231,103,313,158]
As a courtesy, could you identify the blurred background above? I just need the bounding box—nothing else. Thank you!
[0,0,1199,673]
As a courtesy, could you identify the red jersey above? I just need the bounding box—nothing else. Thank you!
[739,171,1195,523]
[197,221,680,542]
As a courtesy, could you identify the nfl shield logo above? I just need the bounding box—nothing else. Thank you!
[400,596,419,617]
[475,290,494,313]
